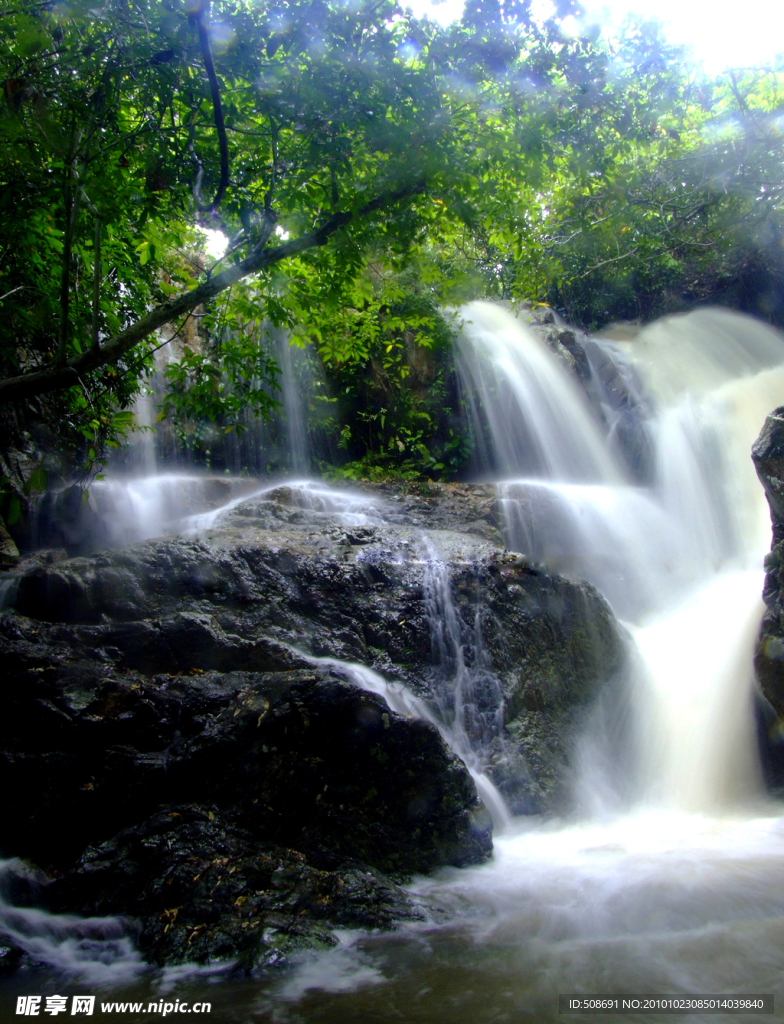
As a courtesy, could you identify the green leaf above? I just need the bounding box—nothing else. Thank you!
[7,496,21,527]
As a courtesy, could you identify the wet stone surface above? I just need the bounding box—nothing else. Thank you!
[752,409,784,791]
[0,481,625,970]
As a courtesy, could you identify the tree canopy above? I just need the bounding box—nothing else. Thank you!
[1,0,782,484]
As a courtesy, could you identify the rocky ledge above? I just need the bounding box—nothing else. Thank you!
[752,410,784,791]
[0,480,625,972]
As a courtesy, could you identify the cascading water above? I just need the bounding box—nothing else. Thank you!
[422,541,503,756]
[249,304,784,1016]
[0,861,144,987]
[459,302,782,810]
[305,300,784,1023]
[276,329,311,477]
[5,302,784,1021]
[455,302,620,482]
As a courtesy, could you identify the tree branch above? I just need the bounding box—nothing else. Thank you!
[573,246,638,279]
[57,130,83,363]
[0,179,426,405]
[91,214,101,349]
[195,0,230,215]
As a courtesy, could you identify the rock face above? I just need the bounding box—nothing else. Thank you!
[0,480,625,969]
[752,409,784,790]
[523,305,591,383]
[523,306,653,483]
[51,811,426,970]
[0,517,18,565]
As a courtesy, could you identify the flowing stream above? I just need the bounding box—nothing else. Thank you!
[3,303,784,1021]
[252,304,784,1021]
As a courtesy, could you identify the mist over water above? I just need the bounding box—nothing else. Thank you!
[5,303,784,1021]
[342,302,784,1021]
[245,304,784,1019]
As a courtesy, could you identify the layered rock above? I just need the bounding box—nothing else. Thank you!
[752,409,784,790]
[0,481,625,968]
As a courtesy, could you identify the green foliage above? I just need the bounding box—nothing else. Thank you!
[316,268,470,479]
[1,0,782,485]
[515,52,784,326]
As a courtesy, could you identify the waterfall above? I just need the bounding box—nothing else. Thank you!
[229,328,331,477]
[5,302,784,1008]
[418,541,516,828]
[422,542,503,752]
[275,329,311,476]
[110,327,327,482]
[131,389,158,476]
[457,302,784,815]
[305,655,511,832]
[0,861,143,986]
[455,301,622,482]
[633,571,765,812]
[31,328,333,554]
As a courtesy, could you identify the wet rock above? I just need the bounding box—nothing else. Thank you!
[753,408,784,541]
[519,305,653,482]
[523,304,591,382]
[2,484,624,818]
[0,943,32,975]
[15,563,99,623]
[0,518,18,566]
[0,619,485,965]
[582,338,653,483]
[48,807,427,971]
[452,554,625,812]
[752,408,784,789]
[0,479,628,967]
[0,622,489,876]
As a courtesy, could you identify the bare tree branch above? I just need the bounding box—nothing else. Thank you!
[195,0,230,215]
[0,179,426,405]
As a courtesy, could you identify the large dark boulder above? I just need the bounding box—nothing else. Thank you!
[0,618,491,874]
[0,480,626,967]
[0,615,490,970]
[35,808,429,971]
[446,554,626,812]
[3,483,626,816]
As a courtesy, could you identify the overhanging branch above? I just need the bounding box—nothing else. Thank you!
[0,179,426,405]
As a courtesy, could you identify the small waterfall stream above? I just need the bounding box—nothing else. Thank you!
[460,303,781,810]
[303,656,512,833]
[422,542,504,762]
[288,302,784,1021]
[4,303,784,1020]
[251,303,784,1020]
[0,861,144,987]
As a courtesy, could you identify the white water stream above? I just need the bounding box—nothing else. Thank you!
[0,862,144,988]
[262,305,784,1020]
[3,304,784,1020]
[248,305,784,1020]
